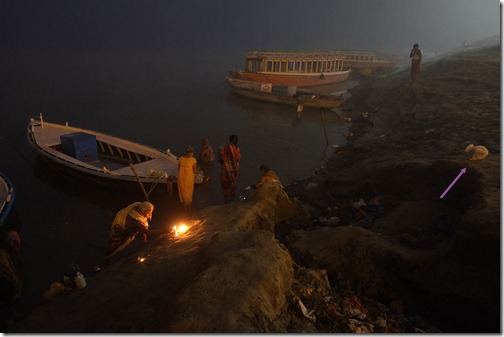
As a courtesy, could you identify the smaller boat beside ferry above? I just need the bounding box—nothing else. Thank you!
[339,50,396,76]
[229,50,351,87]
[226,77,346,109]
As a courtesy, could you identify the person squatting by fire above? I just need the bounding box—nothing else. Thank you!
[105,201,154,261]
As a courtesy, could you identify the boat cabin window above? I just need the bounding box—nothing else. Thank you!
[265,61,273,72]
[244,52,346,74]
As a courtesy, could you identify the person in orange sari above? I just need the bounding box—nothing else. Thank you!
[409,43,422,85]
[178,146,197,210]
[219,134,241,203]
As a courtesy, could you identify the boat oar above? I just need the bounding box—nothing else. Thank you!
[129,163,150,201]
[320,110,329,145]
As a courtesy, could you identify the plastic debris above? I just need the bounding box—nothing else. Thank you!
[352,198,367,209]
[43,282,72,300]
[348,318,374,333]
[295,296,316,323]
[374,316,387,328]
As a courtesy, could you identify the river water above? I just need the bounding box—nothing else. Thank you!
[0,50,357,316]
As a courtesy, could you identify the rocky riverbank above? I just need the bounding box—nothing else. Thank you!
[8,42,500,333]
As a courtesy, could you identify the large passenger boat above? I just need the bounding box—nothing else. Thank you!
[229,50,351,87]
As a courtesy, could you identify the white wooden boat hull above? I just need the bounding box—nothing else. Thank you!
[27,118,183,188]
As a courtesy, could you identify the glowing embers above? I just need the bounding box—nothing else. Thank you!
[172,223,190,237]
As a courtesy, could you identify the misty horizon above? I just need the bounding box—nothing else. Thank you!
[1,0,500,58]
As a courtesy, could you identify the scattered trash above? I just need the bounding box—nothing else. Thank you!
[74,272,87,289]
[348,318,374,333]
[314,166,326,175]
[344,131,354,139]
[238,195,247,201]
[352,198,367,209]
[305,182,318,190]
[295,296,316,323]
[318,216,328,224]
[373,316,387,328]
[43,282,72,300]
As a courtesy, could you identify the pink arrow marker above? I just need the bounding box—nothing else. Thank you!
[439,167,467,199]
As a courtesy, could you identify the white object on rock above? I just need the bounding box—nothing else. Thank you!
[75,272,87,289]
[295,297,316,323]
[465,143,489,160]
[353,198,367,208]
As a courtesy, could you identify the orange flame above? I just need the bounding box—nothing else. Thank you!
[173,224,189,237]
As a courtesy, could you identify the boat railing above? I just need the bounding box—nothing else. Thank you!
[246,50,346,59]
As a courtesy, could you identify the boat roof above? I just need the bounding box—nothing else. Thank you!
[246,50,346,59]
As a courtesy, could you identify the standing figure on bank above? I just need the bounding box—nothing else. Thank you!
[105,201,154,259]
[178,146,197,210]
[219,134,241,203]
[199,138,215,164]
[409,43,422,85]
[247,164,282,191]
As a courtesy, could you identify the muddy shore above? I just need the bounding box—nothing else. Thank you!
[7,42,500,333]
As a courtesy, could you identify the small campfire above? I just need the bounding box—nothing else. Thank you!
[173,223,190,237]
[170,219,205,239]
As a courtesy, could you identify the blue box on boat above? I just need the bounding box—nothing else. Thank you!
[60,132,98,162]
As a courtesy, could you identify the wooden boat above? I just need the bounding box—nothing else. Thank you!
[338,50,395,76]
[27,116,202,191]
[229,50,351,87]
[0,172,15,226]
[226,77,346,109]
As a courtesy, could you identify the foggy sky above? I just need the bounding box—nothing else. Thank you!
[1,0,500,56]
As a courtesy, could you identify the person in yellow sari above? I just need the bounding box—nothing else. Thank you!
[178,146,197,210]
